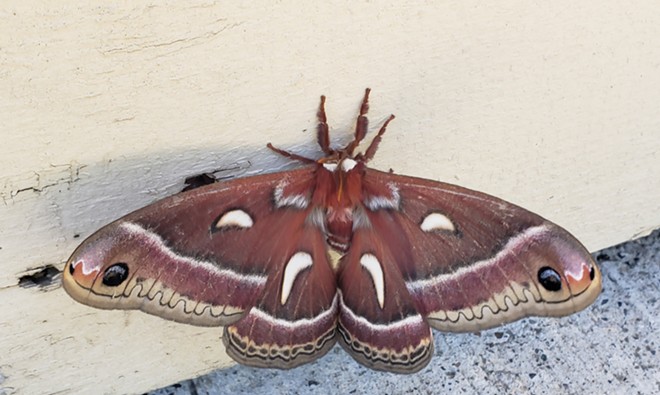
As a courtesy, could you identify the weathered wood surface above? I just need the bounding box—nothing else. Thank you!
[2,2,659,394]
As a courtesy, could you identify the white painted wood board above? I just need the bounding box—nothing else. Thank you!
[1,2,659,394]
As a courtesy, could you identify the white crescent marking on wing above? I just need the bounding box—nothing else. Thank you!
[420,212,455,232]
[215,209,254,229]
[280,252,314,305]
[360,253,385,309]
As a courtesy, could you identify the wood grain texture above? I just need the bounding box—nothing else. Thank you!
[1,1,659,394]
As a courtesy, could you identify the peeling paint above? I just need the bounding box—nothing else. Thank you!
[0,162,87,205]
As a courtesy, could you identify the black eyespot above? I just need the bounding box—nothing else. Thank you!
[68,262,75,275]
[538,267,562,292]
[102,263,129,287]
[589,266,596,281]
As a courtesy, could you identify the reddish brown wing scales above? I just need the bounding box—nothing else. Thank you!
[360,169,601,332]
[223,212,338,368]
[63,167,319,327]
[337,223,433,373]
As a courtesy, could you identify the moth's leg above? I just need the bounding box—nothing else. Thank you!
[362,114,395,162]
[267,143,316,164]
[345,88,371,155]
[317,95,332,155]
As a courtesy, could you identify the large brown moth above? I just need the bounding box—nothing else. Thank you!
[63,89,602,373]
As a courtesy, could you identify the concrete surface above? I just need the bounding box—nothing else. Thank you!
[150,229,659,395]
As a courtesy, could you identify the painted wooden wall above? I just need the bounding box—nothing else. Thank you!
[2,2,659,394]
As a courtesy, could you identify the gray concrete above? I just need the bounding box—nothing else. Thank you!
[150,230,659,395]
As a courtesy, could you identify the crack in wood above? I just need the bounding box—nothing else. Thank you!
[0,162,87,204]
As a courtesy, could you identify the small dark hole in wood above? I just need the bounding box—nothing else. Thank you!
[18,265,61,289]
[182,173,218,192]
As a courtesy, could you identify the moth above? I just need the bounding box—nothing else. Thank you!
[63,89,602,373]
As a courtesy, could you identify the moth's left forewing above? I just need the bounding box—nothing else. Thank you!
[63,168,318,327]
[361,169,602,333]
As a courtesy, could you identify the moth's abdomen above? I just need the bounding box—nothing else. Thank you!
[325,207,354,252]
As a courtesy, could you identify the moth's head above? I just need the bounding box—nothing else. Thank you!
[62,223,147,309]
[529,226,602,316]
